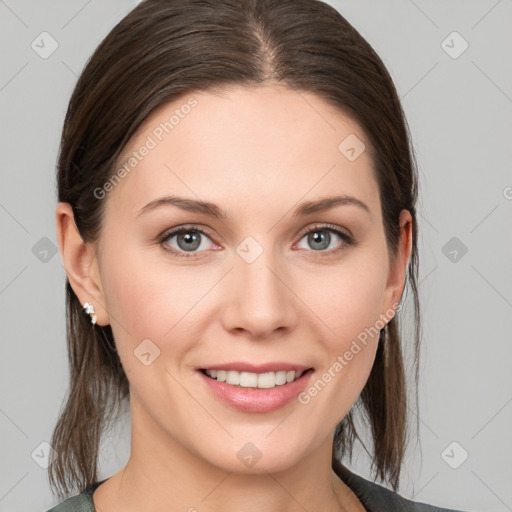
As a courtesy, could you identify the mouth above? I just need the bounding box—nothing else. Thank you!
[196,366,315,413]
[199,368,313,389]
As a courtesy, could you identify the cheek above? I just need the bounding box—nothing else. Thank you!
[99,246,218,360]
[310,258,387,345]
[98,242,161,353]
[296,264,386,418]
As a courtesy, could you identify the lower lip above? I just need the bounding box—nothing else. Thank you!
[197,369,314,413]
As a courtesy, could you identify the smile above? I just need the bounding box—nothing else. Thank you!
[201,369,305,389]
[197,367,315,413]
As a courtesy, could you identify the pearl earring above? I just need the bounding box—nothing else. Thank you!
[83,302,97,325]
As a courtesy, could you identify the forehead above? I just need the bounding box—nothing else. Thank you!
[105,85,379,220]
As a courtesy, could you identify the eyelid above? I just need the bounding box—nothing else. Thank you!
[296,222,353,243]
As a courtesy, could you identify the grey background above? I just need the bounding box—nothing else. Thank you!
[0,0,511,510]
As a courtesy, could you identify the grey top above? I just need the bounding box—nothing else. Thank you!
[46,460,472,512]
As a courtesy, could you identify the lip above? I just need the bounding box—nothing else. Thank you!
[197,367,314,413]
[198,361,311,373]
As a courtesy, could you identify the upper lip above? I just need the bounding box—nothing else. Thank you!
[199,362,313,373]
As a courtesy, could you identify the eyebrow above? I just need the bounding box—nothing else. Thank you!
[137,194,372,219]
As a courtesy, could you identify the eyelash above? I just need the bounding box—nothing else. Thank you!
[158,223,354,259]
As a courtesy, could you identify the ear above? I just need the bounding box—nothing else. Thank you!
[55,202,110,326]
[381,209,413,322]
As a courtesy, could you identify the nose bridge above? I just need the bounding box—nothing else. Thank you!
[224,234,296,336]
[236,234,286,306]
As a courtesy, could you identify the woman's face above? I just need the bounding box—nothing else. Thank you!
[81,85,410,473]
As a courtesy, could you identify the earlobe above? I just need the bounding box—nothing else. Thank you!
[55,202,110,326]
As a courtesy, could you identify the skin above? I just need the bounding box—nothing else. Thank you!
[56,84,412,512]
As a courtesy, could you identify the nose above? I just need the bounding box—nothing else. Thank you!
[220,245,299,340]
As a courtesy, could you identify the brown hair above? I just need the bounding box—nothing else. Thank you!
[51,0,421,499]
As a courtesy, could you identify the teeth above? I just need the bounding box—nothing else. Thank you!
[204,369,305,388]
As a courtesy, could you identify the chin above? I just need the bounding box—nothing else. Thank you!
[196,435,311,475]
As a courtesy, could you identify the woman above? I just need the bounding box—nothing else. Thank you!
[47,0,469,510]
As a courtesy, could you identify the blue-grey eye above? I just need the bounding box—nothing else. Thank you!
[297,227,346,251]
[162,228,214,253]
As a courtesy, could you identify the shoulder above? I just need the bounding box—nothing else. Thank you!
[333,460,471,512]
[45,492,94,512]
[44,483,101,512]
